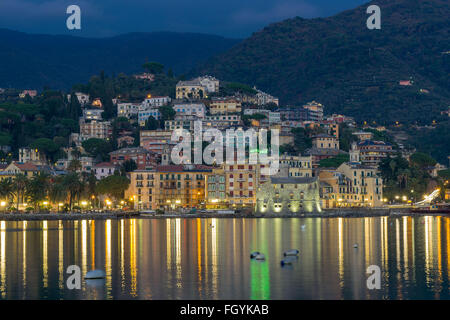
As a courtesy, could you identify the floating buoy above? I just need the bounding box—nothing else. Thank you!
[255,253,266,261]
[85,270,106,280]
[281,256,296,266]
[284,249,299,256]
[353,244,358,248]
[250,251,261,259]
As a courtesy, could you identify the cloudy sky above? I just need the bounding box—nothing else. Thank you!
[0,0,369,38]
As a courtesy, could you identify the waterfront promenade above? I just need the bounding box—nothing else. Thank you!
[0,207,442,221]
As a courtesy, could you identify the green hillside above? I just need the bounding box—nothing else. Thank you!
[196,0,450,125]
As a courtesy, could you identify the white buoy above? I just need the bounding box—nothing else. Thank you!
[281,256,297,266]
[284,249,299,256]
[250,251,261,259]
[254,253,266,261]
[85,269,106,279]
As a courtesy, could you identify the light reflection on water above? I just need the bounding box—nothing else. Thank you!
[0,216,449,300]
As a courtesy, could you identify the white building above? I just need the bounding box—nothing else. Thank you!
[138,108,162,126]
[19,147,46,164]
[142,96,171,108]
[173,102,206,118]
[244,109,271,116]
[196,76,219,93]
[269,112,281,124]
[117,102,140,119]
[93,162,118,180]
[82,109,103,121]
[255,88,279,106]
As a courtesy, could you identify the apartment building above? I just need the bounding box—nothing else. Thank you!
[79,119,112,141]
[175,80,207,99]
[109,147,158,170]
[173,102,206,118]
[209,97,242,114]
[117,102,140,119]
[125,164,212,210]
[140,130,174,155]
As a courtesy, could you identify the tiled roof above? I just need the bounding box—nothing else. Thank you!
[94,162,117,168]
[270,177,317,184]
[15,162,38,171]
[156,164,213,173]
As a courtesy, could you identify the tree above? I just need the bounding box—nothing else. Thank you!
[339,124,357,152]
[438,169,450,180]
[145,116,160,130]
[96,175,130,201]
[82,138,112,161]
[30,138,60,162]
[142,62,164,74]
[67,159,82,172]
[121,159,137,174]
[13,174,28,212]
[62,172,84,210]
[49,179,67,212]
[159,105,176,124]
[319,154,350,168]
[68,92,82,120]
[27,172,51,211]
[410,152,437,168]
[291,128,312,153]
[0,178,14,208]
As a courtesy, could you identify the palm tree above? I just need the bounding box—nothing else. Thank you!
[13,174,29,212]
[27,172,51,212]
[63,172,84,211]
[0,178,14,211]
[49,179,67,213]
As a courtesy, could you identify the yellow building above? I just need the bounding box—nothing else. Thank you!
[312,134,339,150]
[317,163,384,208]
[209,97,242,114]
[176,80,207,99]
[277,154,313,178]
[205,163,269,208]
[1,162,39,178]
[125,164,212,210]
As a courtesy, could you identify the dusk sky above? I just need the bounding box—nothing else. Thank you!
[0,0,369,38]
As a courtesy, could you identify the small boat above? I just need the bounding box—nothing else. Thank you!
[250,251,261,259]
[281,256,297,266]
[283,249,299,256]
[353,244,358,248]
[85,270,106,279]
[254,253,266,261]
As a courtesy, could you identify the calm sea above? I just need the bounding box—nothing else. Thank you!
[0,216,449,299]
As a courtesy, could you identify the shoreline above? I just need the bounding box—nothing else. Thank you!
[0,208,446,221]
